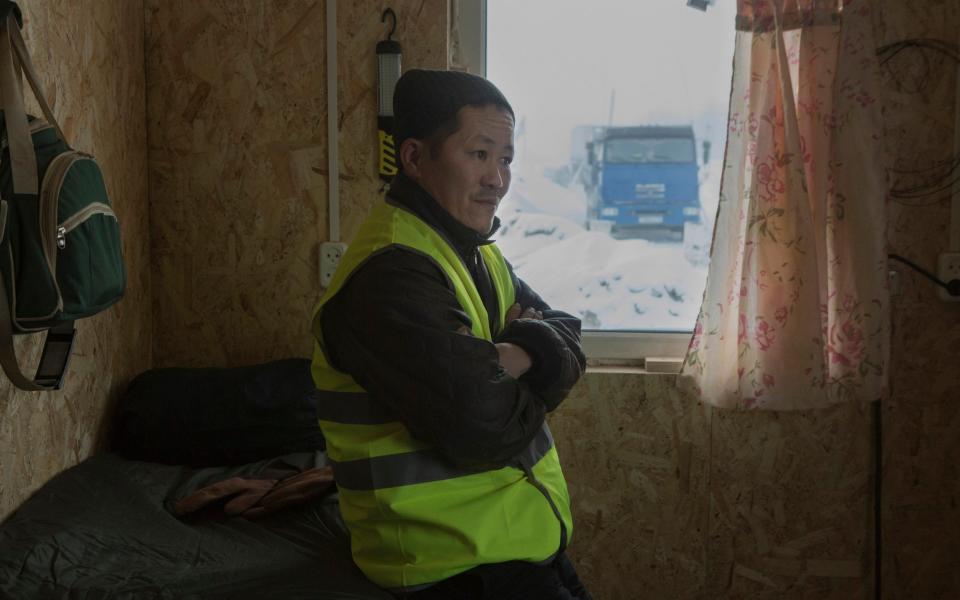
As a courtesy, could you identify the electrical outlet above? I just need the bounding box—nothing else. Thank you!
[320,242,347,288]
[937,252,960,302]
[888,269,902,298]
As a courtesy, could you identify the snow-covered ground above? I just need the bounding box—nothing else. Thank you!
[495,171,713,331]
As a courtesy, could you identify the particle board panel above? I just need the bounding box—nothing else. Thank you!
[877,0,960,596]
[549,372,712,600]
[145,0,329,368]
[551,372,872,600]
[706,402,872,599]
[145,0,448,368]
[0,0,151,520]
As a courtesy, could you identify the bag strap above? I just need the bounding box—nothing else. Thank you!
[0,7,75,392]
[0,274,75,391]
[0,13,37,195]
[8,14,64,142]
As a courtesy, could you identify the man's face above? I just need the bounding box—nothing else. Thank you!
[413,105,515,235]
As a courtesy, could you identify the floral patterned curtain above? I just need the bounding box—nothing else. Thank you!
[679,0,888,410]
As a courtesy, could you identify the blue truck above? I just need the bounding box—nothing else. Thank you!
[579,125,706,241]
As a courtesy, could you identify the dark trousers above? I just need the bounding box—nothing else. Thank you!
[404,553,592,600]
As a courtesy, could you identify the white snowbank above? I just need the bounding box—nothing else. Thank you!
[502,174,587,225]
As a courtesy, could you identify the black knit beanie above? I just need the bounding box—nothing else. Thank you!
[392,69,514,152]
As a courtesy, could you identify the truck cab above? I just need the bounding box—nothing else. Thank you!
[584,125,703,241]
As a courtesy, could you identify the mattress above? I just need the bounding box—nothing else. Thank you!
[0,451,391,599]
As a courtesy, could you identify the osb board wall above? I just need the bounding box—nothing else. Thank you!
[549,374,870,599]
[549,374,713,599]
[0,1,150,520]
[875,0,960,597]
[145,0,446,368]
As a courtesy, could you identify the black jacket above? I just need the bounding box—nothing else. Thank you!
[320,173,586,469]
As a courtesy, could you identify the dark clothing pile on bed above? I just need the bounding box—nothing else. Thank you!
[112,358,325,467]
[0,359,390,599]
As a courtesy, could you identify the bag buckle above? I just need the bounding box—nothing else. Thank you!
[34,324,75,389]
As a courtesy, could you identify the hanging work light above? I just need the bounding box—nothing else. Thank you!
[377,8,401,184]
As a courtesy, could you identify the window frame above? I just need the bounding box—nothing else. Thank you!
[453,0,696,365]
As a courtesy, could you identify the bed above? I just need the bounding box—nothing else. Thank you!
[0,360,392,599]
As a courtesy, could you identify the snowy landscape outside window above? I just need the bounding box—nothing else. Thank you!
[485,0,736,336]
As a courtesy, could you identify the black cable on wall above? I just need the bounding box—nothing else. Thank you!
[873,400,882,600]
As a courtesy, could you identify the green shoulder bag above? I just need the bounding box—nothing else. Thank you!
[0,3,126,391]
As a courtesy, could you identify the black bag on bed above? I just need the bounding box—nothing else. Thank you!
[112,358,325,467]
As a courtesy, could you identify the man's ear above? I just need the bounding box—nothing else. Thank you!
[399,138,426,179]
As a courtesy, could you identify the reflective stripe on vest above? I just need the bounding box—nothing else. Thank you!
[317,390,556,490]
[310,201,573,591]
[333,423,555,491]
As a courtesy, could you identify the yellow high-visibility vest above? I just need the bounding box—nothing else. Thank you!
[310,200,573,592]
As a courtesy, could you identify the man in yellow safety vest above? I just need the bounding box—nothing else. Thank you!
[311,69,590,599]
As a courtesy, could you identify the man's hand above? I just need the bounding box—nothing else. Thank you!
[496,342,532,378]
[497,304,544,378]
[505,303,543,325]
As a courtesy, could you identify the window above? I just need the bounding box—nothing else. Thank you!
[604,137,695,165]
[455,0,736,362]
